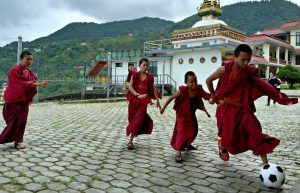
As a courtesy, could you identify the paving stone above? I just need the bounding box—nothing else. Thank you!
[90,180,110,190]
[110,180,132,188]
[0,98,297,193]
[25,183,44,191]
[106,188,128,193]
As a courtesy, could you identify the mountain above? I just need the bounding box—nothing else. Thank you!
[0,0,299,81]
[34,17,174,44]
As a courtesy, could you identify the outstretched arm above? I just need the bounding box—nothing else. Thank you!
[160,91,180,114]
[206,66,225,104]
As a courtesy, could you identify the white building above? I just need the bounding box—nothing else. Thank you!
[89,0,300,94]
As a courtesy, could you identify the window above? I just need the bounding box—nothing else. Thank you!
[189,58,194,64]
[296,32,300,46]
[297,32,300,46]
[296,55,300,65]
[200,57,205,63]
[178,58,184,64]
[148,61,158,75]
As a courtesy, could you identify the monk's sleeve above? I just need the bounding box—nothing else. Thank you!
[9,69,36,90]
[252,75,298,105]
[199,85,211,100]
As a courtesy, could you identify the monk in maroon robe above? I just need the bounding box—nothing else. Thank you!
[206,44,298,165]
[125,58,161,150]
[0,51,48,149]
[160,71,211,163]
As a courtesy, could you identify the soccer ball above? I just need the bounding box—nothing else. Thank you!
[259,163,285,189]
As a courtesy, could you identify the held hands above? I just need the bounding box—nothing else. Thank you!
[137,94,147,99]
[209,95,217,104]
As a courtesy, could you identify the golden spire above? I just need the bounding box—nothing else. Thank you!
[198,0,222,20]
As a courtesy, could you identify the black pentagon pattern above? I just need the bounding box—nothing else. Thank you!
[269,174,277,183]
[281,178,285,185]
[260,174,264,182]
[263,164,270,170]
[276,166,283,173]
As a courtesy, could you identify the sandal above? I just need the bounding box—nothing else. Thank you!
[127,142,134,150]
[218,140,229,161]
[175,155,183,163]
[187,144,197,151]
[14,142,25,149]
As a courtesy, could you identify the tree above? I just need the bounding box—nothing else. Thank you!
[277,65,300,89]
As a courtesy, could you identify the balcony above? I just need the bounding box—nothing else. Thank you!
[279,59,287,65]
[269,57,278,64]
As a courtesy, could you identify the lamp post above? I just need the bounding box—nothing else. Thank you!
[16,35,22,65]
[107,52,112,99]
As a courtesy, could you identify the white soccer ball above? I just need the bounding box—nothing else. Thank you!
[259,163,285,189]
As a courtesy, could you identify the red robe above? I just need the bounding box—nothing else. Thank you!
[0,64,37,144]
[171,85,211,150]
[126,71,157,137]
[215,61,298,155]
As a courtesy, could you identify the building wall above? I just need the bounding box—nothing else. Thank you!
[170,49,221,90]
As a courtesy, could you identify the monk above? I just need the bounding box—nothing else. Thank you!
[0,51,48,149]
[206,44,298,165]
[125,58,161,150]
[160,71,211,163]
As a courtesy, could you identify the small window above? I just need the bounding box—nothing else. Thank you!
[296,55,300,65]
[178,58,184,64]
[211,57,217,63]
[200,57,205,63]
[189,58,194,64]
[296,32,300,46]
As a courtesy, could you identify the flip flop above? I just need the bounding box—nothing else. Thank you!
[175,155,183,163]
[14,142,25,149]
[127,142,134,150]
[218,140,229,161]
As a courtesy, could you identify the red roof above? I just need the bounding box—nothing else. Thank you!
[86,61,107,77]
[261,28,285,35]
[281,21,300,28]
[246,34,292,48]
[251,55,269,64]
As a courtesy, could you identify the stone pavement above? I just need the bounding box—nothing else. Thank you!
[0,97,299,193]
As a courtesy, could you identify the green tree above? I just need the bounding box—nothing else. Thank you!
[277,65,300,89]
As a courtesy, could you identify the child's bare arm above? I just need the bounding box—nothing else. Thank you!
[160,91,180,114]
[206,66,225,103]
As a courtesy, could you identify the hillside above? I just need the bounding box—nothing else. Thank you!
[172,0,300,34]
[0,0,299,81]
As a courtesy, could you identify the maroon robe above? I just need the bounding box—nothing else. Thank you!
[126,71,157,137]
[0,64,37,144]
[215,61,298,156]
[171,85,211,150]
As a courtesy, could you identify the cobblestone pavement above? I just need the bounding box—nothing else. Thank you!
[0,97,299,193]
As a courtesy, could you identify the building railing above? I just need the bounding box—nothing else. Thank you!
[269,57,278,64]
[144,39,173,52]
[279,59,287,65]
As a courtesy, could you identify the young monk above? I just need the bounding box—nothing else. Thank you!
[206,44,298,165]
[0,51,48,149]
[160,71,211,163]
[125,58,161,150]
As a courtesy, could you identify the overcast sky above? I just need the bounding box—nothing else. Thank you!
[0,0,299,47]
